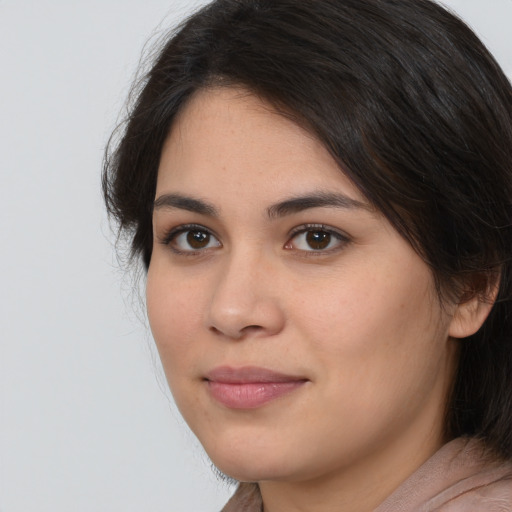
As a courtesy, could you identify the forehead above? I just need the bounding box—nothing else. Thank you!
[156,87,364,203]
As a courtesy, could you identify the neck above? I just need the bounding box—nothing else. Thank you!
[259,416,448,512]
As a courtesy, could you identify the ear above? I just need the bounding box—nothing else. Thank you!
[448,274,500,339]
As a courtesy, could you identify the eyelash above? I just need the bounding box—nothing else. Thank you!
[158,223,350,256]
[286,224,350,255]
[159,223,221,255]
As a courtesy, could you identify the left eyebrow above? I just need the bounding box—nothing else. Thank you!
[267,192,372,219]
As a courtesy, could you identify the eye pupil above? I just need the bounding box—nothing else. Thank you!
[187,230,210,249]
[306,230,331,250]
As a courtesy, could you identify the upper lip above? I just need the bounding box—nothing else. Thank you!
[204,366,308,384]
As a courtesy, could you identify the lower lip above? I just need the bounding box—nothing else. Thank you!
[206,380,306,409]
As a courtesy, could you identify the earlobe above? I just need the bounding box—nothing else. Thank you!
[448,277,500,339]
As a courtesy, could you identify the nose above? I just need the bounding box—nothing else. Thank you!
[206,251,286,340]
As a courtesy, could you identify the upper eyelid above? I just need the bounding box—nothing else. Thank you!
[158,223,219,245]
[288,224,350,240]
[285,224,352,254]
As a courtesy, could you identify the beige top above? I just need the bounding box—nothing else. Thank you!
[221,438,512,511]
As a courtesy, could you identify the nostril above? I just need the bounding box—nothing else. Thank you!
[208,324,264,339]
[208,324,245,339]
[242,325,264,333]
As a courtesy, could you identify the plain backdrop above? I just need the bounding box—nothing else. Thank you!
[1,1,511,511]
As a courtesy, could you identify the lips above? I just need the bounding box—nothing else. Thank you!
[204,366,308,409]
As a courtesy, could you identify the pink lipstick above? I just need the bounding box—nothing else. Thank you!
[204,366,307,409]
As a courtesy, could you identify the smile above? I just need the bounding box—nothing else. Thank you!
[204,366,308,409]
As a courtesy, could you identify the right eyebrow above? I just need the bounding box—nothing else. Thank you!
[153,193,219,217]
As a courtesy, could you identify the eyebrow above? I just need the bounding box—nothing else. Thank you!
[153,193,219,216]
[153,191,371,218]
[266,192,371,219]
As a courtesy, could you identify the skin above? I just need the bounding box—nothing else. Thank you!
[147,87,487,512]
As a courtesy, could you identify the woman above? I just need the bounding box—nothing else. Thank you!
[103,0,512,510]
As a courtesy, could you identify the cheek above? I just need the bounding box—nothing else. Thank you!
[286,272,450,462]
[292,262,435,350]
[293,256,449,396]
[146,264,204,372]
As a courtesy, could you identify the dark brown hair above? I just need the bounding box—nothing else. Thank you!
[103,0,512,457]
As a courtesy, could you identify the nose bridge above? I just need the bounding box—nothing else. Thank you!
[206,244,284,339]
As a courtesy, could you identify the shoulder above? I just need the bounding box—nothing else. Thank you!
[376,438,512,512]
[436,475,512,511]
[221,483,262,512]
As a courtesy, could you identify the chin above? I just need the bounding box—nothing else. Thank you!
[204,440,295,483]
[215,461,289,484]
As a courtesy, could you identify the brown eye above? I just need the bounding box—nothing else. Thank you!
[286,226,348,253]
[168,227,221,253]
[305,230,331,250]
[187,230,211,249]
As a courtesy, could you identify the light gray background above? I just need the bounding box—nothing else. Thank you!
[1,1,511,511]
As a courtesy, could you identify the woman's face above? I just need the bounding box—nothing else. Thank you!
[147,87,460,485]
